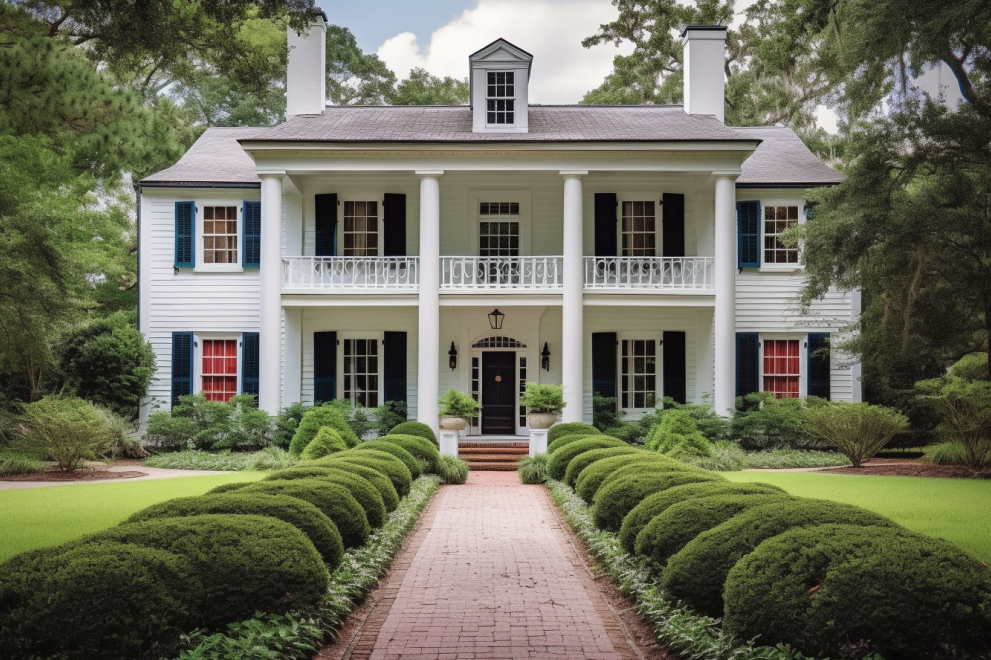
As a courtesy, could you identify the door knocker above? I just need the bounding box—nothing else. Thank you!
[495,375,502,382]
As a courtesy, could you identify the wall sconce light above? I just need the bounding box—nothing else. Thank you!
[448,342,458,371]
[487,308,505,330]
[541,342,551,371]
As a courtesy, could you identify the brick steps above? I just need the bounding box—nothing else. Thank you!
[459,442,529,471]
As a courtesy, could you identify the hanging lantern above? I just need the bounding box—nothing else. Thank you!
[487,308,505,330]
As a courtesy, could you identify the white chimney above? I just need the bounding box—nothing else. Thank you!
[681,26,727,122]
[286,12,327,117]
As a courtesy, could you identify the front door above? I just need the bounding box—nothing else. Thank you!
[481,351,516,434]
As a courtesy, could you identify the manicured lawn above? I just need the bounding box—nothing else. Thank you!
[723,471,991,562]
[0,473,266,562]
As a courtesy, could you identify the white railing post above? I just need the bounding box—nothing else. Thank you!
[582,256,715,291]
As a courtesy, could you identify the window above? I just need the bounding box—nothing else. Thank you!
[763,339,800,398]
[621,339,656,409]
[343,201,379,256]
[486,71,515,125]
[343,339,379,408]
[763,206,799,264]
[203,206,238,264]
[621,201,656,257]
[201,339,238,402]
[519,356,528,428]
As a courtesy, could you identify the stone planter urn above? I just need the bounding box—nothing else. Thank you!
[527,412,558,429]
[439,415,468,431]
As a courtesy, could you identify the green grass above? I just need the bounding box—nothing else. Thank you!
[0,472,266,562]
[723,471,991,561]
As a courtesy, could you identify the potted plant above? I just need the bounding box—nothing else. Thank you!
[438,389,479,431]
[520,383,566,429]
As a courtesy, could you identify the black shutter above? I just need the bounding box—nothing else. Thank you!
[175,202,194,268]
[737,200,760,268]
[383,193,407,257]
[242,332,259,397]
[662,331,687,404]
[315,193,337,257]
[591,332,618,406]
[313,331,337,404]
[661,193,685,257]
[594,193,618,257]
[808,333,831,400]
[383,331,408,402]
[171,332,193,407]
[736,332,760,398]
[242,200,261,268]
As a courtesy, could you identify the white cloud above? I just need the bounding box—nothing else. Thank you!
[376,0,634,104]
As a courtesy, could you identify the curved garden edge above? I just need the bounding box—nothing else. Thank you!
[166,475,443,660]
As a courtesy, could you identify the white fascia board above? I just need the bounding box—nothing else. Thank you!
[238,140,760,154]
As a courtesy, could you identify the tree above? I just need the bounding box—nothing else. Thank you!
[390,68,469,105]
[325,25,396,106]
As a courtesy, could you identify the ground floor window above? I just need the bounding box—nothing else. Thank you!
[343,338,379,407]
[621,339,656,409]
[202,339,238,402]
[763,338,800,398]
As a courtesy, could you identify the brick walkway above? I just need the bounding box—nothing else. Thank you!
[335,472,639,660]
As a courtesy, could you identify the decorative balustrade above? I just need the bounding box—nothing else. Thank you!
[282,256,419,289]
[440,256,564,290]
[583,256,715,290]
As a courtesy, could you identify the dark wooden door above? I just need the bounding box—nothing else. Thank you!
[482,351,516,434]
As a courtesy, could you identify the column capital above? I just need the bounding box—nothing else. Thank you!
[258,171,286,180]
[560,170,588,178]
[415,170,445,178]
[712,170,741,180]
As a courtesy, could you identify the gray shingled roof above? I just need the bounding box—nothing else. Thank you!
[735,126,843,186]
[141,127,261,185]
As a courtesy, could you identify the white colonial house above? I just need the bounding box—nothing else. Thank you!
[137,17,856,436]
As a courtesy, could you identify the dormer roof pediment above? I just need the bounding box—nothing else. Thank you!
[469,39,533,72]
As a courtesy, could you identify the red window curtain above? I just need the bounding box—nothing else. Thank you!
[763,339,800,398]
[202,339,238,402]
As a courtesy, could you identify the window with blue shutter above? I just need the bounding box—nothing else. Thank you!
[242,332,259,397]
[383,331,408,402]
[662,331,687,404]
[313,331,337,404]
[315,194,337,257]
[807,333,831,399]
[171,332,194,407]
[242,200,261,268]
[383,194,407,257]
[594,193,618,257]
[737,200,760,268]
[661,193,685,258]
[175,202,195,268]
[736,332,760,398]
[591,332,618,409]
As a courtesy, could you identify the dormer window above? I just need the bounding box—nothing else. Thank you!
[487,72,515,125]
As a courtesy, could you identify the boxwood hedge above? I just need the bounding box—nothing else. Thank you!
[662,498,902,618]
[264,468,387,528]
[315,463,400,511]
[288,406,360,456]
[563,446,643,487]
[355,440,421,479]
[388,421,438,447]
[377,434,441,471]
[591,470,724,532]
[723,524,991,660]
[547,422,599,444]
[547,432,615,455]
[574,454,690,504]
[546,436,628,480]
[315,450,413,497]
[594,457,705,494]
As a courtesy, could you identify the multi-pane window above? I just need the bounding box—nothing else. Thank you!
[343,201,379,257]
[519,356,527,428]
[343,339,379,408]
[763,339,800,398]
[479,221,520,257]
[763,206,799,264]
[621,201,656,257]
[486,71,515,125]
[201,339,238,402]
[203,206,238,264]
[621,339,656,409]
[470,355,480,433]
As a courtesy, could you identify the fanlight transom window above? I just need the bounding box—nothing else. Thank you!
[472,336,526,349]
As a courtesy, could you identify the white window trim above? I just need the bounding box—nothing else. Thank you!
[469,190,532,256]
[337,331,385,408]
[485,70,516,127]
[617,333,662,415]
[337,193,385,258]
[758,199,805,272]
[758,333,807,398]
[193,201,244,273]
[617,193,661,257]
[191,332,243,397]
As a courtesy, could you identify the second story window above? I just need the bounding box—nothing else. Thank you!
[622,201,656,257]
[764,205,799,264]
[343,201,379,257]
[486,71,515,125]
[203,206,238,264]
[479,202,520,258]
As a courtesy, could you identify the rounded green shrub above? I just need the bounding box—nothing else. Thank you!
[230,479,370,548]
[357,440,421,479]
[591,470,724,531]
[618,482,787,553]
[125,493,344,568]
[312,451,412,497]
[378,434,441,471]
[645,409,713,458]
[436,454,470,484]
[663,498,901,618]
[547,432,613,455]
[634,493,790,566]
[723,524,991,660]
[388,421,438,447]
[547,422,600,444]
[575,454,687,504]
[546,436,628,480]
[264,468,387,528]
[207,481,251,495]
[300,427,348,460]
[297,461,400,510]
[289,406,360,456]
[595,457,705,494]
[0,542,191,660]
[563,446,643,487]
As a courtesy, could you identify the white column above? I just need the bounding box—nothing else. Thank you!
[416,171,443,433]
[259,173,285,414]
[561,171,587,423]
[713,173,738,417]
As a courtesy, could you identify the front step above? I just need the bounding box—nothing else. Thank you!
[459,442,529,471]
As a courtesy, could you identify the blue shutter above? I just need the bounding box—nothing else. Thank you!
[313,331,337,404]
[242,200,261,268]
[807,333,831,400]
[175,202,195,268]
[662,331,687,404]
[736,332,760,398]
[171,332,193,407]
[242,332,259,397]
[737,200,760,268]
[591,332,618,404]
[383,331,408,402]
[315,194,337,257]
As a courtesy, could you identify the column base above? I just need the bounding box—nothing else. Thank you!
[529,429,548,457]
[439,430,459,457]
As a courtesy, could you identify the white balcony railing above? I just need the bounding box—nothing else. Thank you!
[441,256,564,290]
[584,256,715,290]
[282,257,419,289]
